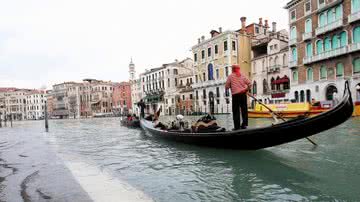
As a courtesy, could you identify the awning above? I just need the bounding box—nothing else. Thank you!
[271,93,286,98]
[272,76,289,84]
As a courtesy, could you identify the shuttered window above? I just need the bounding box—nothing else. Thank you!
[353,27,360,43]
[307,68,313,81]
[336,63,344,77]
[353,58,360,74]
[320,65,327,79]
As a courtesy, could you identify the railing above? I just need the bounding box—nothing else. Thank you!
[303,46,347,64]
[302,32,312,41]
[289,60,298,68]
[315,18,343,36]
[268,65,281,73]
[192,79,226,89]
[289,38,297,46]
[348,11,360,23]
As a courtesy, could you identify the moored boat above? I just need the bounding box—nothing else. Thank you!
[121,118,140,128]
[140,81,354,150]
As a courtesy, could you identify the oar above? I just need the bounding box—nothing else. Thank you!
[247,93,317,146]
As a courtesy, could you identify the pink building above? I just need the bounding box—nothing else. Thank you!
[112,82,132,115]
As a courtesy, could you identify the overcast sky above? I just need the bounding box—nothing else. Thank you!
[0,0,289,89]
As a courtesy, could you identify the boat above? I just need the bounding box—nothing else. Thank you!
[248,102,330,118]
[140,81,354,150]
[353,101,360,117]
[121,117,140,128]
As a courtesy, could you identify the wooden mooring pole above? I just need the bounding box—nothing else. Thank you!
[45,102,49,132]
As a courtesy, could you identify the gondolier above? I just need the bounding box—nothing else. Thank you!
[137,99,146,118]
[225,64,251,130]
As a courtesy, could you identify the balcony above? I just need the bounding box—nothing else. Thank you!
[268,65,281,73]
[315,18,343,36]
[348,43,360,53]
[192,79,226,89]
[289,60,298,68]
[303,46,348,64]
[289,38,297,46]
[302,32,312,41]
[349,11,360,23]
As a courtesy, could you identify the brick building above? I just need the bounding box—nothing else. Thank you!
[112,82,132,116]
[285,0,360,103]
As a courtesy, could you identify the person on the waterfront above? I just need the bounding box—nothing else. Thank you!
[225,64,251,130]
[137,99,146,118]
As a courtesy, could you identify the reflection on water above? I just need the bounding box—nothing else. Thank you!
[1,116,360,201]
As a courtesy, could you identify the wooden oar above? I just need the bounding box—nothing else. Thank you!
[247,93,317,146]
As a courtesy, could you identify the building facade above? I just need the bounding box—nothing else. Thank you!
[285,0,360,104]
[26,90,46,120]
[112,82,132,116]
[191,18,252,114]
[251,20,290,104]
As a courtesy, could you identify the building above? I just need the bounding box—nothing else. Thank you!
[52,82,77,119]
[129,59,143,115]
[251,19,290,104]
[26,90,46,120]
[285,0,360,104]
[191,17,252,114]
[112,82,132,116]
[2,89,30,120]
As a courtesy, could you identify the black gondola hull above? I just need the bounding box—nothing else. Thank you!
[141,82,354,150]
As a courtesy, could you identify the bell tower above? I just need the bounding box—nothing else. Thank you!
[129,58,136,81]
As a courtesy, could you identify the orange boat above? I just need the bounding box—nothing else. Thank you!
[249,102,330,118]
[353,101,360,117]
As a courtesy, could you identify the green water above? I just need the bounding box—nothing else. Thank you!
[1,116,360,201]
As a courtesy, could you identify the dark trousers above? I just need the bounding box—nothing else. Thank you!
[232,93,248,129]
[140,109,145,118]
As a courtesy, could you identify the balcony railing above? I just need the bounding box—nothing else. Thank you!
[348,11,360,23]
[289,38,297,46]
[315,18,343,36]
[348,42,360,53]
[192,79,226,89]
[302,32,312,41]
[268,65,281,73]
[303,46,348,64]
[289,60,298,68]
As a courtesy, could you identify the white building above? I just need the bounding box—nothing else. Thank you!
[26,90,46,120]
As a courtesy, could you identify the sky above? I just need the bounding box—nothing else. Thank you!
[0,0,289,89]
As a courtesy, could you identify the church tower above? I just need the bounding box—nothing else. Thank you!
[129,58,136,81]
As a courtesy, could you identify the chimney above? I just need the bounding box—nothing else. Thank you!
[259,18,263,26]
[240,17,247,30]
[198,38,201,44]
[219,27,222,33]
[264,19,269,28]
[272,22,277,32]
[201,35,205,42]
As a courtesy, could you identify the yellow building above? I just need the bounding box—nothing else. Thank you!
[191,17,252,114]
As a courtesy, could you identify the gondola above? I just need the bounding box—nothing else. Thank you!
[121,117,140,128]
[140,81,354,150]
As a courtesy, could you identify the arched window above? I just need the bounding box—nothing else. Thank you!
[295,91,299,102]
[336,63,344,77]
[316,40,324,54]
[340,31,348,47]
[324,37,331,51]
[332,35,339,49]
[320,65,327,79]
[319,13,326,27]
[291,47,297,61]
[306,43,313,57]
[335,5,342,19]
[353,27,360,43]
[306,89,311,102]
[269,57,273,67]
[262,60,266,71]
[274,56,279,66]
[292,70,298,82]
[271,77,275,90]
[326,85,338,101]
[353,0,360,13]
[300,90,305,102]
[305,19,312,33]
[276,76,281,90]
[327,9,334,24]
[283,75,290,90]
[291,26,297,39]
[353,57,360,74]
[263,79,268,94]
[283,54,287,66]
[252,81,257,94]
[307,67,313,81]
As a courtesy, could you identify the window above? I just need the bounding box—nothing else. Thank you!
[292,70,298,82]
[167,78,170,87]
[283,54,287,66]
[340,31,347,46]
[324,37,331,51]
[195,75,198,83]
[215,45,219,54]
[190,94,193,100]
[336,63,344,77]
[318,0,325,7]
[194,53,197,62]
[216,69,219,79]
[290,26,297,39]
[316,40,324,54]
[306,43,313,57]
[305,19,312,33]
[274,44,278,50]
[252,81,257,94]
[263,79,268,94]
[307,67,313,81]
[182,95,185,100]
[354,27,360,43]
[319,13,326,27]
[175,78,178,86]
[320,65,327,79]
[332,35,339,49]
[305,1,311,14]
[216,87,220,98]
[232,41,236,51]
[353,58,360,74]
[270,45,273,51]
[203,89,206,99]
[290,10,296,21]
[203,72,206,81]
[208,47,211,57]
[225,66,229,77]
[255,27,259,34]
[327,9,334,24]
[335,5,342,19]
[291,47,297,61]
[196,91,199,99]
[353,0,360,13]
[224,41,228,51]
[201,50,205,59]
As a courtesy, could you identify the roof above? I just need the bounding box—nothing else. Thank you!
[284,0,302,9]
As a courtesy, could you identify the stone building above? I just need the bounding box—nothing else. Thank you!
[52,82,77,119]
[112,82,132,116]
[1,89,30,120]
[251,19,290,104]
[285,0,360,104]
[26,90,46,120]
[191,17,252,114]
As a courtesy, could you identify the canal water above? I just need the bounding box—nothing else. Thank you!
[1,116,360,201]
